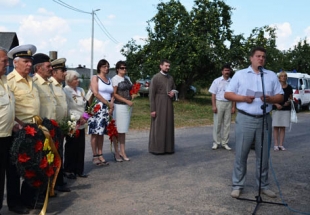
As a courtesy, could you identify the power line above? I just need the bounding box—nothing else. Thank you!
[94,14,119,44]
[52,0,90,14]
[52,0,119,44]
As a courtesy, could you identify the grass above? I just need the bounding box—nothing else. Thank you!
[130,93,216,130]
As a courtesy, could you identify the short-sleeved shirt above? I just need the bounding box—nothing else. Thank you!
[209,76,231,101]
[112,75,132,104]
[7,69,40,123]
[33,74,57,119]
[49,76,68,122]
[225,66,283,115]
[0,75,15,137]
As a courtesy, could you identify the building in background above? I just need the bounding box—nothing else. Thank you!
[0,32,19,74]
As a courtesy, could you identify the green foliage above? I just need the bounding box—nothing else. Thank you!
[121,0,310,96]
[121,0,235,98]
[285,39,310,73]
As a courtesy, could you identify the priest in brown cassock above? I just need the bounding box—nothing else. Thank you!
[149,59,176,155]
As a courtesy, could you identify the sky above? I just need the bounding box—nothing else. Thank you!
[1,0,310,69]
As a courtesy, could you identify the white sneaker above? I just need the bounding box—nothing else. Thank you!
[212,143,218,150]
[261,189,277,198]
[231,189,241,198]
[223,145,232,151]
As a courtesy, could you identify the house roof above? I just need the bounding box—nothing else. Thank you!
[0,32,19,51]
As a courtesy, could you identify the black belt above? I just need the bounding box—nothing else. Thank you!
[237,109,269,118]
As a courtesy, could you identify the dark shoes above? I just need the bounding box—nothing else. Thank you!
[77,173,88,178]
[55,185,71,192]
[65,173,77,179]
[9,204,30,214]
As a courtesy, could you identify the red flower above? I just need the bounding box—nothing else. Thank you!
[45,166,54,177]
[75,129,80,138]
[54,140,59,150]
[18,153,31,163]
[24,125,37,136]
[93,104,101,113]
[39,157,48,169]
[53,156,61,167]
[50,129,55,138]
[50,119,59,127]
[107,119,118,141]
[33,180,43,187]
[24,170,36,178]
[130,83,141,96]
[34,140,43,152]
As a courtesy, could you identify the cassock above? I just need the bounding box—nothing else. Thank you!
[148,72,175,154]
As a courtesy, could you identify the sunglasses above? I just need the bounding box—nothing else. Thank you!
[119,67,127,70]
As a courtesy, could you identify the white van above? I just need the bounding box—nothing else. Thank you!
[285,72,310,112]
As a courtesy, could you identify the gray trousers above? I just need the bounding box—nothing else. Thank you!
[232,112,271,190]
[213,100,232,146]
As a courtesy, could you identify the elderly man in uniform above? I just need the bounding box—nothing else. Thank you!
[18,53,60,208]
[32,53,57,119]
[7,44,39,214]
[0,47,17,214]
[49,58,71,192]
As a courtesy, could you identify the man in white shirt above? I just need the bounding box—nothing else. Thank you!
[209,64,235,150]
[225,47,283,199]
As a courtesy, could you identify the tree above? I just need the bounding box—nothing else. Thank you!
[285,39,310,73]
[121,0,235,99]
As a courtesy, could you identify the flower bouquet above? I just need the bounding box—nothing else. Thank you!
[128,83,141,111]
[83,99,101,120]
[130,82,141,100]
[107,117,118,143]
[10,123,59,189]
[58,113,80,137]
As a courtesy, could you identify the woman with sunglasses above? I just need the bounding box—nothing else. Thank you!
[111,61,133,161]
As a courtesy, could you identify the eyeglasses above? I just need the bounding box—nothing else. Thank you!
[119,67,127,70]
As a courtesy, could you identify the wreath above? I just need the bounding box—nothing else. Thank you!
[10,118,62,189]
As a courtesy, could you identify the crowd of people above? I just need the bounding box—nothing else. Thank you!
[0,44,158,214]
[1,44,291,214]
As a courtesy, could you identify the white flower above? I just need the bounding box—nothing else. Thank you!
[70,114,76,121]
[72,121,76,127]
[68,121,72,126]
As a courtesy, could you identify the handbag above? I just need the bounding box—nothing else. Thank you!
[290,100,298,123]
[85,89,94,104]
[85,76,99,105]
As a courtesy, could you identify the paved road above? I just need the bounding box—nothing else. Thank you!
[3,112,310,215]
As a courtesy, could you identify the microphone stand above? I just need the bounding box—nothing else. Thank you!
[237,67,287,214]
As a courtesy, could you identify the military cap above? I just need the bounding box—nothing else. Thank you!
[51,58,67,71]
[7,44,36,59]
[33,53,50,65]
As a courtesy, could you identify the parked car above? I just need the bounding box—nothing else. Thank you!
[136,78,150,97]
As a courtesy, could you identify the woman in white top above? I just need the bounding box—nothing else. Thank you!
[63,70,88,179]
[112,61,133,161]
[87,59,116,165]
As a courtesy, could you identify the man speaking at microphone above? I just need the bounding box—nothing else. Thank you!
[224,47,283,198]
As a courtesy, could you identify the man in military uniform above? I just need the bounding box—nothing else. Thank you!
[50,58,71,192]
[32,53,57,120]
[7,44,38,214]
[19,53,60,208]
[0,47,17,215]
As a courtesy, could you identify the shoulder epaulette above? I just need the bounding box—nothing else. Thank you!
[7,73,15,81]
[32,76,38,82]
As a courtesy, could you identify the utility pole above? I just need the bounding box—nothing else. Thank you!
[90,9,100,79]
